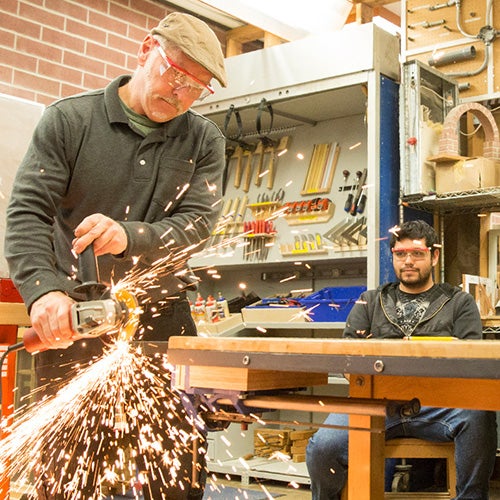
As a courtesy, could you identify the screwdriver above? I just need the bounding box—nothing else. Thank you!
[342,170,352,212]
[349,171,363,215]
[357,186,367,214]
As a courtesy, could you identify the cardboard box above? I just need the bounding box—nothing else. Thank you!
[241,304,307,323]
[435,157,499,193]
[175,365,327,391]
[196,313,242,336]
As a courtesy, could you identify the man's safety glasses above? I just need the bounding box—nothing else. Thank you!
[155,41,214,101]
[391,247,431,260]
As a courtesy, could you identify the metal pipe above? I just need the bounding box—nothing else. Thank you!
[216,394,389,417]
[428,45,476,67]
[446,47,489,78]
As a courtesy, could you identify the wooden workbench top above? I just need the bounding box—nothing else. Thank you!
[169,336,500,360]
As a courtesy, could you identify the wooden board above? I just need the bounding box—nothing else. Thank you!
[0,302,30,326]
[403,0,500,99]
[168,336,500,360]
[369,375,500,411]
[405,0,488,51]
[175,365,327,391]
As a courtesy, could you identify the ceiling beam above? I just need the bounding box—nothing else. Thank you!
[197,0,308,41]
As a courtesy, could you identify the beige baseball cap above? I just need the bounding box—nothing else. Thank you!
[151,12,227,88]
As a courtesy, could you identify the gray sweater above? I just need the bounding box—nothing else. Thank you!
[5,75,225,309]
[344,282,482,339]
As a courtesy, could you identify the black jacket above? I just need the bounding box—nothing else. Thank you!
[344,282,482,339]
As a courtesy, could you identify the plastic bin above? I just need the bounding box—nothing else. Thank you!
[298,286,366,322]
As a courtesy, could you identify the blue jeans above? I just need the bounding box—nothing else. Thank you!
[306,407,497,500]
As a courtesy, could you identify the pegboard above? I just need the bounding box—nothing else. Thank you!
[402,0,500,100]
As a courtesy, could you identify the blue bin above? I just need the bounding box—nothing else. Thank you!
[298,286,366,322]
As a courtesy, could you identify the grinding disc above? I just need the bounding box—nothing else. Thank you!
[113,288,140,341]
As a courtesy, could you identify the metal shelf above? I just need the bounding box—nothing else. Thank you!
[401,187,500,214]
[243,321,345,330]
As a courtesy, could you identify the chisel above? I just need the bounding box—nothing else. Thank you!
[242,145,256,193]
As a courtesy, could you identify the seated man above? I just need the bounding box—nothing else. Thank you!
[306,219,497,500]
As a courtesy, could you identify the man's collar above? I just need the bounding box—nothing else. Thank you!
[104,75,190,137]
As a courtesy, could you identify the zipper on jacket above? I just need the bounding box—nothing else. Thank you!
[379,289,451,338]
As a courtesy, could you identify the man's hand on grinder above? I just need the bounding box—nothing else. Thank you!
[73,213,127,257]
[30,291,76,350]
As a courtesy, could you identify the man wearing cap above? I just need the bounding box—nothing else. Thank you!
[5,12,227,500]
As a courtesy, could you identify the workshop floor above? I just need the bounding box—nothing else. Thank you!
[9,480,500,499]
[210,476,500,499]
[10,475,500,499]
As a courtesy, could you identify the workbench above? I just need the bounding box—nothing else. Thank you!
[168,336,500,500]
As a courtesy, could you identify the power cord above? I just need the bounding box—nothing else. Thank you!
[0,341,26,419]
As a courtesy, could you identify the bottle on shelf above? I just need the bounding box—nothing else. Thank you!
[194,292,206,324]
[217,291,230,319]
[205,294,219,323]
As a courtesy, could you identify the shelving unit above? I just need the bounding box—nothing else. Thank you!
[191,21,401,303]
[188,22,401,485]
[402,187,500,214]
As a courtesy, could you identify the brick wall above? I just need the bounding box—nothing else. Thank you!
[0,0,227,106]
[438,102,500,160]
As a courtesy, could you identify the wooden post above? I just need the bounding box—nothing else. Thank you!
[225,25,287,57]
[348,375,386,500]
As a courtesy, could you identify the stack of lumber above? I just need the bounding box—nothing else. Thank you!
[253,428,291,457]
[289,429,316,462]
[253,428,317,462]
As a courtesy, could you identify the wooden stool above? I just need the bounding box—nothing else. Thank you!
[341,438,456,499]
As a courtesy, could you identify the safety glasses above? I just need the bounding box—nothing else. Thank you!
[154,41,214,101]
[391,247,431,260]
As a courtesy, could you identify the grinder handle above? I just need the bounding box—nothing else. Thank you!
[23,327,48,354]
[23,326,77,354]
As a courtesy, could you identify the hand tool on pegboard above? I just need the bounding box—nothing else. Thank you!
[340,216,366,246]
[231,145,243,189]
[340,170,352,212]
[231,194,248,246]
[243,219,276,262]
[349,168,367,216]
[322,171,356,243]
[210,197,232,247]
[254,98,276,188]
[301,142,339,195]
[241,143,257,193]
[253,140,266,187]
[329,191,368,247]
[222,145,235,195]
[356,184,368,215]
[348,170,363,215]
[222,104,254,191]
[323,169,363,245]
[226,196,240,241]
[302,143,329,194]
[222,105,241,194]
[319,142,340,194]
[322,219,346,244]
[267,135,289,190]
